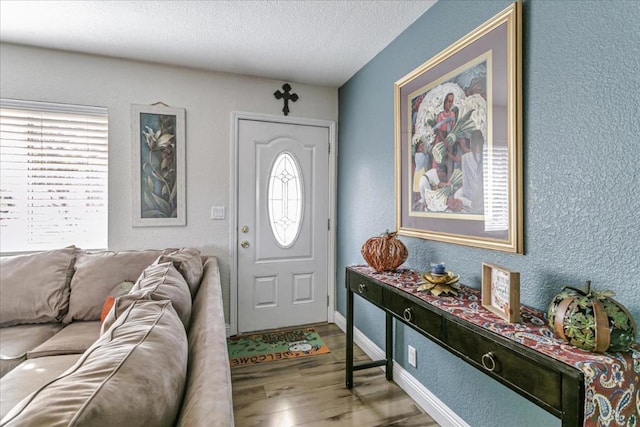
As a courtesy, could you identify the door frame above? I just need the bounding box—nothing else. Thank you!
[228,111,337,336]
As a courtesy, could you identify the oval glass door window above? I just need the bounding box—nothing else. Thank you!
[268,151,304,247]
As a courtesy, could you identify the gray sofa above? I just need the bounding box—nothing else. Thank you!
[0,246,234,426]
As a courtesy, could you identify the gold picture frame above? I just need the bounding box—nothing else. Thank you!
[394,2,523,253]
[482,263,520,322]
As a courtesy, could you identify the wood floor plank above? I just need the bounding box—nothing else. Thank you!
[230,323,439,427]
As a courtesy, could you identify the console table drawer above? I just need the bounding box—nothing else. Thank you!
[347,273,383,306]
[446,320,562,411]
[385,290,442,339]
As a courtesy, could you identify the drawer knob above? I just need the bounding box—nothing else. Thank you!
[403,307,413,322]
[481,352,496,372]
[358,283,366,294]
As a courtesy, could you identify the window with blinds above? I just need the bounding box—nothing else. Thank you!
[483,145,509,232]
[0,99,108,255]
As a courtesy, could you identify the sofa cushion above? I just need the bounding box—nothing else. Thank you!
[0,360,22,381]
[176,256,234,427]
[0,354,82,421]
[0,246,76,326]
[0,323,64,378]
[130,262,192,329]
[2,299,188,427]
[101,262,192,334]
[63,249,168,323]
[27,321,101,359]
[155,248,203,297]
[99,292,150,335]
[99,281,134,322]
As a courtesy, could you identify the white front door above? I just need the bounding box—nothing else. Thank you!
[236,118,330,333]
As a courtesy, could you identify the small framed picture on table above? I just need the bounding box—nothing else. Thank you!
[482,263,520,322]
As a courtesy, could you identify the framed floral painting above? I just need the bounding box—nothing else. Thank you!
[394,2,523,253]
[131,104,186,226]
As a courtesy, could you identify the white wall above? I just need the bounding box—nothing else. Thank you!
[0,43,339,321]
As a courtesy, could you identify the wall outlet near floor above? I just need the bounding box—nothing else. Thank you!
[408,345,417,368]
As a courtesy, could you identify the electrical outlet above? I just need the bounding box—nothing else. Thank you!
[408,345,417,368]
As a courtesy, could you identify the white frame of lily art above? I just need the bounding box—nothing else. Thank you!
[131,104,186,227]
[394,2,523,253]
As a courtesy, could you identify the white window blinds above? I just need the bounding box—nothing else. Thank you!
[0,99,108,255]
[483,145,509,232]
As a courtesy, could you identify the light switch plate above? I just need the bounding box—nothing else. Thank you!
[210,206,225,220]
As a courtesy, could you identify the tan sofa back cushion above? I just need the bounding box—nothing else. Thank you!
[2,299,188,427]
[63,249,168,323]
[99,293,149,335]
[155,247,203,297]
[0,246,76,326]
[101,262,192,334]
[130,262,192,329]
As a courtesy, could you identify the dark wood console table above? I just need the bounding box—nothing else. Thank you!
[345,266,640,427]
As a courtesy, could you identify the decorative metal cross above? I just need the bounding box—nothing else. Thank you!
[274,83,299,116]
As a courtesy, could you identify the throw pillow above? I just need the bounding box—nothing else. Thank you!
[98,280,135,324]
[63,248,172,323]
[100,296,116,323]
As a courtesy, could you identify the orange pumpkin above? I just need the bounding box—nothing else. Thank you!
[361,231,408,272]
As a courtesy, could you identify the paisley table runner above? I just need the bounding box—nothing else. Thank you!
[350,265,639,426]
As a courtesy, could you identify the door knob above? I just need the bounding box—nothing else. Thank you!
[240,240,250,249]
[241,225,249,233]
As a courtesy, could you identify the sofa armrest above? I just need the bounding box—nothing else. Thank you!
[177,256,234,427]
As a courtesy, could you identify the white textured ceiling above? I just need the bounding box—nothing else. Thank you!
[0,0,436,87]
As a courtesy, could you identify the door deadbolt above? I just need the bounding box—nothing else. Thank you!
[241,225,249,233]
[240,240,250,249]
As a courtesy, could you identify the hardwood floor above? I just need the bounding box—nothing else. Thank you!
[231,323,439,427]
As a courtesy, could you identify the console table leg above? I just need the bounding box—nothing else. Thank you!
[346,288,354,389]
[385,312,393,381]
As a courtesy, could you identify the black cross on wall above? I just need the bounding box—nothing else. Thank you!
[274,83,299,116]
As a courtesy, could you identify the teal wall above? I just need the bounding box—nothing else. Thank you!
[337,1,640,425]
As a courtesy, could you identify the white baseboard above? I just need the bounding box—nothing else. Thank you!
[333,311,469,427]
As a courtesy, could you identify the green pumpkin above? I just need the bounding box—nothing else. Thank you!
[547,281,637,352]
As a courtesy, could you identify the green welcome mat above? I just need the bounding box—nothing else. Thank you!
[227,327,330,367]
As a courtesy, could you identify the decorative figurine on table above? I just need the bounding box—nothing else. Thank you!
[418,262,460,296]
